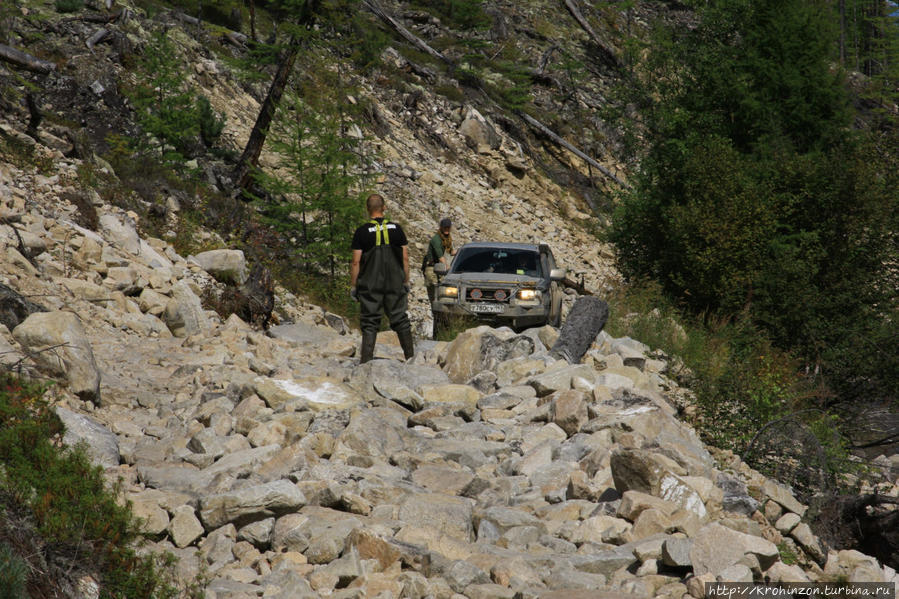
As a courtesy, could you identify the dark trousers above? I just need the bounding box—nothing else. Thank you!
[359,288,411,335]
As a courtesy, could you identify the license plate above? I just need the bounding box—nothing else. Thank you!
[469,303,505,314]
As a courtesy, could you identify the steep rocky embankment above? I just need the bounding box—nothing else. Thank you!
[2,120,897,597]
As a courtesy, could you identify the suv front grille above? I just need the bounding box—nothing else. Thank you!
[465,287,512,303]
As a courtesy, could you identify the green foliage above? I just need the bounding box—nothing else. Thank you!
[54,0,84,12]
[605,282,806,452]
[433,314,480,342]
[0,374,181,597]
[609,0,899,410]
[252,43,374,283]
[130,30,226,162]
[0,130,54,174]
[777,541,799,566]
[196,96,225,147]
[0,544,27,599]
[409,0,490,30]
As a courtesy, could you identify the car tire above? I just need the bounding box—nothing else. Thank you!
[431,312,441,340]
[550,287,562,328]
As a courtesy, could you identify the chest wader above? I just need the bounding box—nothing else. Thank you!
[357,220,414,363]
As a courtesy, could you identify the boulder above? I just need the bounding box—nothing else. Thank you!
[192,249,247,284]
[459,106,501,151]
[690,522,779,576]
[443,326,535,383]
[13,311,101,403]
[550,296,609,363]
[199,480,307,530]
[163,280,210,338]
[550,389,589,436]
[99,213,140,255]
[610,449,707,519]
[398,493,475,542]
[55,407,119,468]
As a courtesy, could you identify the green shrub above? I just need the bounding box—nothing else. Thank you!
[55,0,84,13]
[0,373,181,597]
[0,544,27,599]
[196,96,225,148]
[410,0,490,30]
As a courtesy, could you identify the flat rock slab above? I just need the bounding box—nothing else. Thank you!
[268,322,340,347]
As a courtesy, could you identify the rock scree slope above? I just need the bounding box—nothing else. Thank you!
[1,132,897,597]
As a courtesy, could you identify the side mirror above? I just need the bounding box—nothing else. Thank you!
[549,268,566,281]
[434,262,448,275]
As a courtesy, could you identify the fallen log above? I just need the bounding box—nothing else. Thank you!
[362,0,453,66]
[62,9,123,24]
[562,0,621,69]
[519,112,630,189]
[0,44,56,74]
[86,28,110,51]
[550,296,608,364]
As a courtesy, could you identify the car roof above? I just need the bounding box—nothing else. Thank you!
[458,241,542,251]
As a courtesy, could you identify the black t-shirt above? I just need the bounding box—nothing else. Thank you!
[351,218,408,253]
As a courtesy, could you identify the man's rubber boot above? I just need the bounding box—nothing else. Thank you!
[360,331,377,364]
[398,328,415,361]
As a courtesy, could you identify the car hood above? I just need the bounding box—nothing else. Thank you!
[442,272,542,286]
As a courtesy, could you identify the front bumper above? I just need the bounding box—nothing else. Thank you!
[432,300,549,328]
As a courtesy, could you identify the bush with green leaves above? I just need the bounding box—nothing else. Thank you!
[410,0,490,30]
[0,544,27,599]
[131,31,226,162]
[0,373,183,597]
[55,0,84,13]
[609,0,899,414]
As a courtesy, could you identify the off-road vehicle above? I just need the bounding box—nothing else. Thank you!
[432,241,565,337]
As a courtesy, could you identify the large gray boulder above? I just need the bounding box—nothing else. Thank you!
[459,106,501,151]
[164,280,210,337]
[690,522,779,576]
[199,480,307,530]
[12,311,101,403]
[192,249,248,284]
[55,406,119,468]
[99,213,141,255]
[443,326,536,384]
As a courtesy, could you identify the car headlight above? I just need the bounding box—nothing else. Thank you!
[517,289,539,301]
[439,286,459,298]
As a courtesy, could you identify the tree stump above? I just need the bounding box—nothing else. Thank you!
[550,296,608,364]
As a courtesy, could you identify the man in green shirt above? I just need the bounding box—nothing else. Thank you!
[421,217,455,304]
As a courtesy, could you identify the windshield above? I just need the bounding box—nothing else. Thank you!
[452,248,542,277]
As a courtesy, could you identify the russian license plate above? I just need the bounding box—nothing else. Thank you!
[469,303,505,314]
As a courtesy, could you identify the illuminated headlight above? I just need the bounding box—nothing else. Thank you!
[439,286,459,298]
[517,289,539,301]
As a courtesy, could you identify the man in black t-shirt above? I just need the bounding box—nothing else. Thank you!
[350,193,414,363]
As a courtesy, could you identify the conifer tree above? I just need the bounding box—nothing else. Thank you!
[609,0,899,404]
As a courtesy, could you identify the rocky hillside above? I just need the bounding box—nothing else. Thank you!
[2,0,898,597]
[2,124,898,596]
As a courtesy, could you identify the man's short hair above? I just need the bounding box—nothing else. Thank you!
[439,217,452,230]
[366,193,385,213]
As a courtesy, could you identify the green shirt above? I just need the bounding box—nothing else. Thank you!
[423,233,445,268]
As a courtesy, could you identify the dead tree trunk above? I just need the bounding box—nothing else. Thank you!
[562,0,621,69]
[362,0,453,66]
[0,44,56,73]
[25,93,42,139]
[520,112,630,189]
[232,0,321,194]
[550,296,608,364]
[232,37,300,192]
